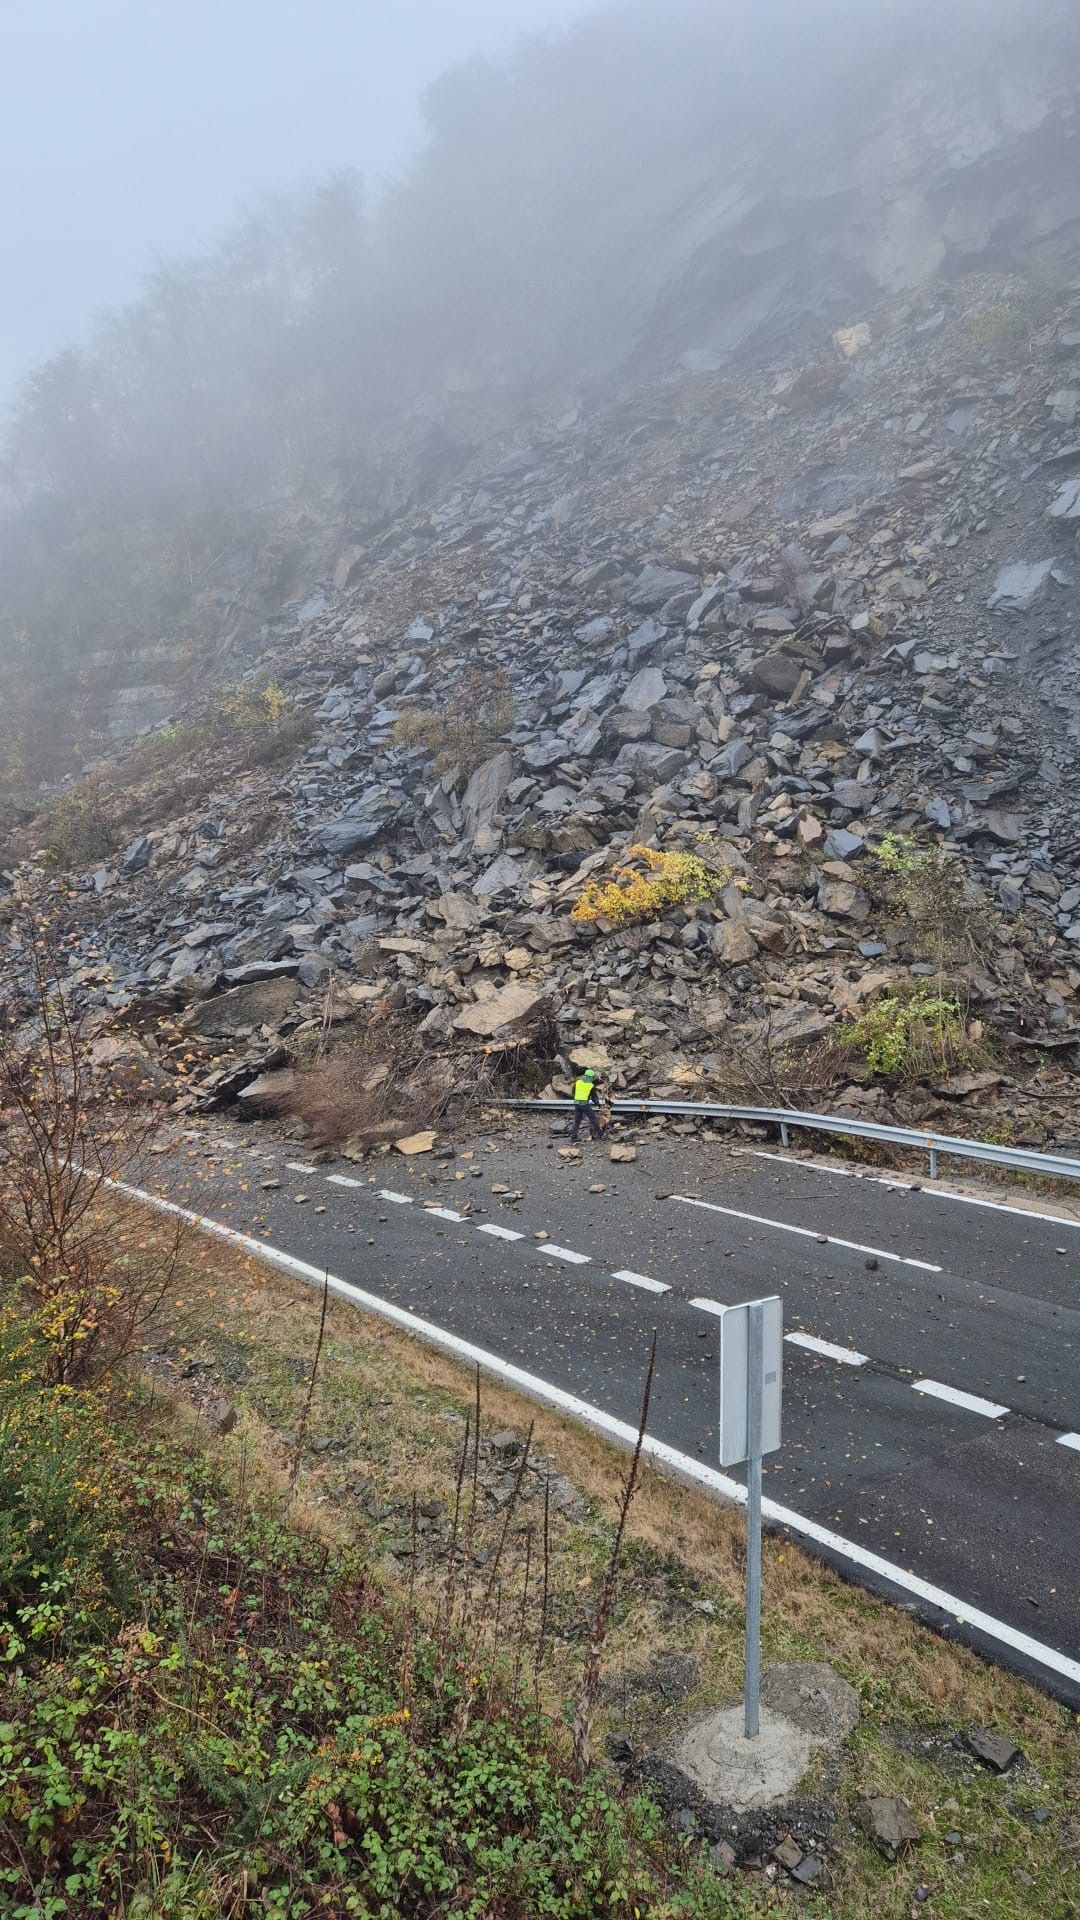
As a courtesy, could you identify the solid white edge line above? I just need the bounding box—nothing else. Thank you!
[476,1223,525,1242]
[912,1379,1010,1419]
[539,1243,591,1265]
[612,1269,670,1295]
[326,1174,364,1189]
[1057,1433,1080,1452]
[785,1331,869,1367]
[747,1150,858,1178]
[914,1187,1080,1230]
[748,1150,1080,1231]
[107,1173,1080,1691]
[377,1189,412,1205]
[672,1193,942,1272]
[103,1174,1080,1693]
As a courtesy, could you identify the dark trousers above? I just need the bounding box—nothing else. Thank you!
[570,1102,603,1142]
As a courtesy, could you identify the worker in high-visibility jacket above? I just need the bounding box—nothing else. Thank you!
[570,1067,605,1144]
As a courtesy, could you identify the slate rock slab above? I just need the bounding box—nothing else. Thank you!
[182,975,298,1037]
[967,1727,1022,1773]
[860,1796,922,1860]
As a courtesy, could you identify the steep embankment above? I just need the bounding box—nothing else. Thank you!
[8,270,1079,1141]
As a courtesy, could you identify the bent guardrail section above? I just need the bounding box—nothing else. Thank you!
[498,1098,1080,1183]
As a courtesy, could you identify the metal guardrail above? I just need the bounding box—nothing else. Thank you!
[499,1098,1080,1183]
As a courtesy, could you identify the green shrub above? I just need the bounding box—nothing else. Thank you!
[0,1408,740,1920]
[126,721,189,777]
[573,845,728,928]
[966,277,1060,358]
[200,681,312,772]
[841,983,968,1079]
[41,780,118,867]
[869,833,988,966]
[0,1307,123,1630]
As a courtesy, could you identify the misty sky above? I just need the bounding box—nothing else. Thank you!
[0,0,592,401]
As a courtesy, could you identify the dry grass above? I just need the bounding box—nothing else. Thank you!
[392,665,513,780]
[130,1207,1079,1919]
[265,1013,465,1150]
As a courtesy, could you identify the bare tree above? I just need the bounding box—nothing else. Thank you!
[0,910,180,1384]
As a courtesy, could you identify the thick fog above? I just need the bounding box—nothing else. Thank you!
[0,0,591,400]
[1,0,1075,785]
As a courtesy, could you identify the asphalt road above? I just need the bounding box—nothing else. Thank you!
[134,1122,1080,1703]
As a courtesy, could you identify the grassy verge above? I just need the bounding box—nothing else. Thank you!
[0,1309,740,1919]
[127,1218,1079,1919]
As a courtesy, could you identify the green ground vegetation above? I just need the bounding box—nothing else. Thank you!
[840,982,970,1080]
[38,682,312,867]
[0,1305,742,1920]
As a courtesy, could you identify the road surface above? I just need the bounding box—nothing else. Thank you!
[125,1122,1080,1704]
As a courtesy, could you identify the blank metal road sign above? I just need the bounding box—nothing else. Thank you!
[716,1295,783,1468]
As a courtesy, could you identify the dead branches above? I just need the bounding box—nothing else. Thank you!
[0,910,181,1383]
[573,1331,657,1775]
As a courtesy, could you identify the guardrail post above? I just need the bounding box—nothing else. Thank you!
[928,1146,938,1180]
[779,1122,790,1149]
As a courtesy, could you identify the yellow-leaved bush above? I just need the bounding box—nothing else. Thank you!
[572,844,727,928]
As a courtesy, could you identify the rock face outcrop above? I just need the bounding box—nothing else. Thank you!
[582,4,1080,377]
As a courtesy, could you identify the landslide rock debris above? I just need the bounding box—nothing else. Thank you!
[14,276,1080,1137]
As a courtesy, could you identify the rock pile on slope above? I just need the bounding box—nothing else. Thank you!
[19,276,1080,1143]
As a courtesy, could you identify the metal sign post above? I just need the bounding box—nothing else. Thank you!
[744,1301,764,1739]
[713,1294,782,1741]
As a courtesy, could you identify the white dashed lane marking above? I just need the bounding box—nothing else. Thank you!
[912,1379,1010,1419]
[1058,1433,1080,1452]
[785,1331,869,1367]
[282,1162,1024,1423]
[692,1299,1012,1415]
[286,1161,317,1174]
[611,1269,670,1295]
[671,1192,942,1272]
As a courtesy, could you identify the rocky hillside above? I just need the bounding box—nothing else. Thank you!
[8,266,1080,1145]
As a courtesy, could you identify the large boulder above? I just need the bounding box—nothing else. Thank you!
[1049,476,1080,521]
[453,983,548,1037]
[462,750,514,839]
[310,814,390,860]
[627,564,698,610]
[712,920,758,964]
[987,559,1056,612]
[621,666,668,712]
[333,544,366,592]
[750,651,804,697]
[614,741,690,786]
[182,975,299,1037]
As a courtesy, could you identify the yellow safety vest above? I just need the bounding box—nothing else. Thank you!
[573,1078,595,1104]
